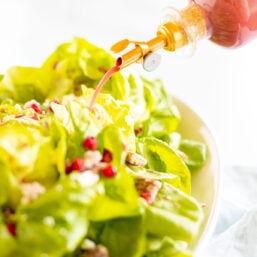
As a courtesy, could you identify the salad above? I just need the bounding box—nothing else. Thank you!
[0,38,207,257]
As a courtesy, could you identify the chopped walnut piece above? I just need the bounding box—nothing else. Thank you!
[126,152,147,167]
[135,178,162,204]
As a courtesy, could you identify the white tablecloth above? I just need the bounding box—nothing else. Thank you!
[200,166,257,257]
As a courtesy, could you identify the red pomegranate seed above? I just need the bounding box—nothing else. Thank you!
[140,192,153,204]
[71,158,84,172]
[101,149,112,162]
[102,165,116,178]
[15,114,24,118]
[31,113,40,120]
[30,103,43,114]
[7,222,16,236]
[82,136,97,150]
[134,127,143,136]
[48,100,60,112]
[25,101,43,114]
[65,163,73,175]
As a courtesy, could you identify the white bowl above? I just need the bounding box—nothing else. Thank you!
[172,96,221,254]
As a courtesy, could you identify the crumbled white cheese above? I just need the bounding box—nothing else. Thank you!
[20,182,46,204]
[72,171,99,187]
[43,216,55,227]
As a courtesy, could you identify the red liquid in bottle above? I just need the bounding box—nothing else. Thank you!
[193,0,257,47]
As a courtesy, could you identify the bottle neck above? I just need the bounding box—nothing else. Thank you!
[158,3,210,52]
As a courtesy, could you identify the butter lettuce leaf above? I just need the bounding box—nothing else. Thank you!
[88,166,141,221]
[42,37,126,100]
[90,216,146,257]
[145,182,203,242]
[0,165,21,208]
[137,78,180,138]
[0,67,48,103]
[12,176,95,257]
[0,214,16,257]
[0,120,65,186]
[179,140,207,171]
[136,137,191,194]
[145,236,192,257]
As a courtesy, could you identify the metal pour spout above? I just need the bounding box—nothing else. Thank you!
[113,36,166,71]
[111,21,189,71]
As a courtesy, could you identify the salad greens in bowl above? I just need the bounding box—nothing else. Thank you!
[0,38,219,257]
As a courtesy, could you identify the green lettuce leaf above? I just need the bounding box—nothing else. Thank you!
[145,236,192,257]
[145,182,204,242]
[11,176,96,257]
[0,165,21,209]
[97,125,126,166]
[179,140,207,171]
[54,87,135,159]
[88,166,141,221]
[0,67,48,103]
[127,166,181,190]
[91,216,146,257]
[0,214,16,257]
[136,137,191,194]
[0,119,66,186]
[42,37,126,100]
[0,38,127,103]
[137,78,180,138]
[140,107,180,138]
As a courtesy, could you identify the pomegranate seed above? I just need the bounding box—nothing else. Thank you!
[15,114,24,118]
[7,222,16,236]
[102,165,116,178]
[134,127,143,136]
[31,113,40,120]
[140,192,153,204]
[48,100,60,112]
[71,158,84,172]
[101,149,112,162]
[25,101,43,114]
[82,136,97,150]
[30,103,43,114]
[65,163,73,175]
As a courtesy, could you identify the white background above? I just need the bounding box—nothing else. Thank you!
[1,0,257,166]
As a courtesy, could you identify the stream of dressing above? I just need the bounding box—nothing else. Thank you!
[88,58,122,110]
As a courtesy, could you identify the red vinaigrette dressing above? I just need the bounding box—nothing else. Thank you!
[88,58,122,111]
[193,0,257,47]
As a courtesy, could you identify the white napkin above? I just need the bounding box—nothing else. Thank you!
[199,166,257,257]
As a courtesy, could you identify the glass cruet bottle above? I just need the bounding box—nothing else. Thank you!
[112,0,257,71]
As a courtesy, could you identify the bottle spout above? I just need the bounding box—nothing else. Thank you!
[111,21,189,71]
[111,36,167,70]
